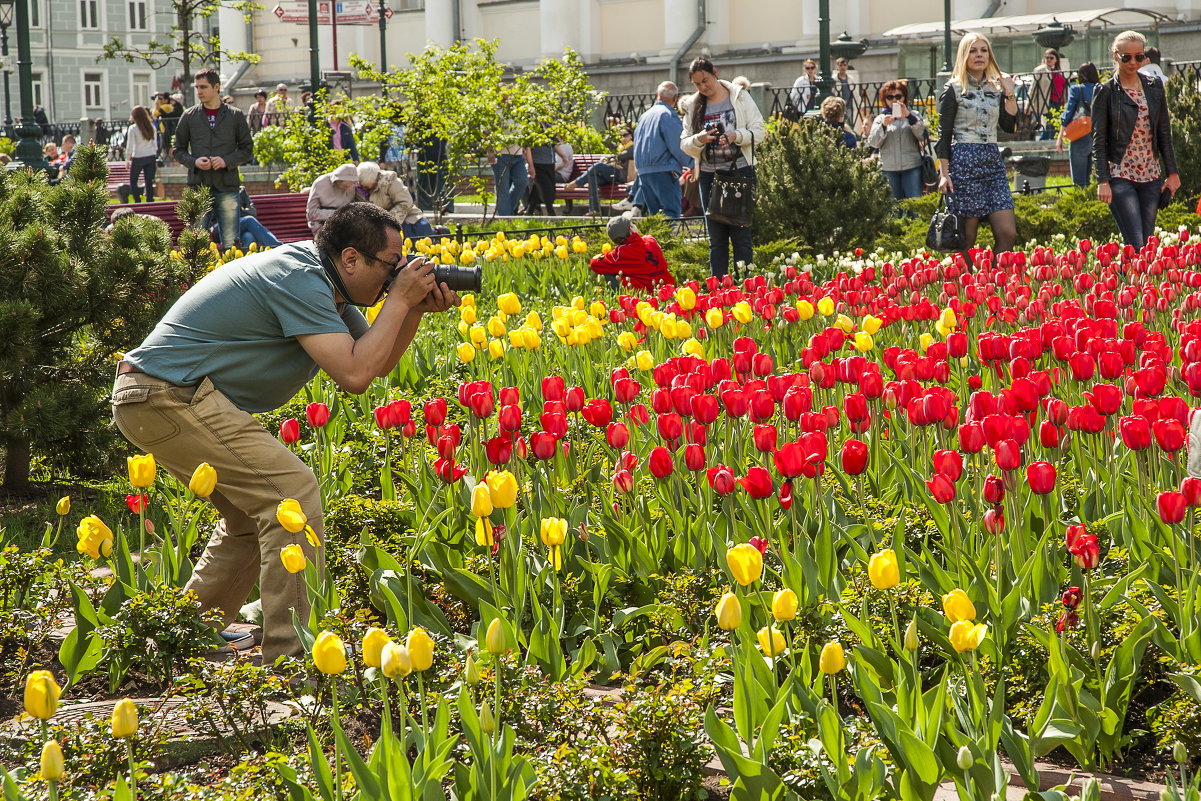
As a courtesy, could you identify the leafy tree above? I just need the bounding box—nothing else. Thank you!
[102,0,260,107]
[251,95,368,191]
[753,117,893,253]
[0,146,206,492]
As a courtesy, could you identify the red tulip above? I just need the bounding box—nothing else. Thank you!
[684,443,706,472]
[542,376,565,402]
[529,431,558,460]
[752,424,778,453]
[739,466,774,499]
[618,450,638,473]
[648,446,674,478]
[541,412,568,439]
[433,458,467,483]
[387,399,412,427]
[628,403,650,425]
[1118,415,1152,450]
[1026,461,1057,494]
[468,391,494,419]
[564,386,585,412]
[612,468,634,494]
[581,399,613,427]
[994,439,1021,471]
[499,404,522,432]
[773,442,807,478]
[721,388,749,418]
[750,390,776,422]
[1062,586,1083,609]
[1087,383,1123,416]
[1067,532,1100,569]
[932,450,963,483]
[613,377,641,403]
[374,405,394,429]
[498,386,520,406]
[1158,490,1187,524]
[841,439,868,475]
[606,422,630,449]
[1181,477,1201,507]
[691,394,721,425]
[748,536,768,554]
[436,433,457,462]
[656,413,684,443]
[126,493,149,514]
[982,475,1005,504]
[843,393,869,423]
[485,435,513,466]
[778,481,793,510]
[306,402,330,428]
[280,418,300,444]
[926,472,957,504]
[424,397,447,425]
[1153,419,1186,452]
[1039,420,1062,449]
[958,422,986,454]
[1064,524,1087,550]
[982,507,1004,534]
[708,464,737,495]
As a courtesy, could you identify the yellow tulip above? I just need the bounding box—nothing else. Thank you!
[313,631,347,674]
[862,315,883,335]
[940,307,957,330]
[280,544,306,574]
[457,320,470,337]
[110,698,139,738]
[714,592,742,630]
[949,621,988,653]
[459,305,478,325]
[471,484,493,518]
[469,325,487,346]
[40,740,64,782]
[540,517,568,570]
[522,329,541,350]
[683,338,704,358]
[380,642,411,679]
[24,670,61,720]
[276,499,307,534]
[508,329,524,348]
[772,589,798,622]
[189,462,217,497]
[56,496,70,515]
[601,243,612,254]
[475,517,494,547]
[835,314,855,334]
[525,311,543,332]
[406,627,435,672]
[757,625,786,656]
[457,342,476,363]
[460,250,476,265]
[462,294,476,308]
[127,453,156,488]
[75,515,114,560]
[636,350,654,371]
[942,589,976,623]
[485,471,518,508]
[555,245,568,259]
[497,293,522,316]
[819,641,845,674]
[617,332,638,351]
[485,617,507,655]
[797,300,815,321]
[726,543,764,586]
[705,308,724,329]
[362,627,391,668]
[589,301,606,319]
[919,332,934,354]
[853,331,874,352]
[480,699,496,734]
[676,287,697,310]
[817,297,835,316]
[732,301,753,324]
[488,340,505,359]
[465,654,480,685]
[487,316,507,338]
[660,317,678,339]
[676,321,692,340]
[868,549,900,590]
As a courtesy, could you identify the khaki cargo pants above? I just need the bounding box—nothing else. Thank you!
[112,371,323,663]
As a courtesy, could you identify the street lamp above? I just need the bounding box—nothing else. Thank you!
[9,0,47,171]
[0,0,14,136]
[1033,19,1076,51]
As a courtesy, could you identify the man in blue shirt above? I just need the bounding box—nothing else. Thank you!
[632,82,690,218]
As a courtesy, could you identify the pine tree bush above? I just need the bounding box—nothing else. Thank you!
[752,117,894,253]
[1166,75,1201,202]
[0,145,205,491]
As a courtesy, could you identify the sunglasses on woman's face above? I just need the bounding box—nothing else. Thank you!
[885,94,904,101]
[806,66,816,71]
[1117,52,1148,63]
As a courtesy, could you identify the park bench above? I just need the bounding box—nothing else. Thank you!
[106,162,131,197]
[105,191,311,246]
[556,154,629,214]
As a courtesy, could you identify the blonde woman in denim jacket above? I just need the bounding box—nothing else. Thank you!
[936,33,1018,253]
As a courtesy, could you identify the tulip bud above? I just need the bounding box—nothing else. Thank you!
[24,670,61,720]
[1090,641,1100,660]
[313,631,348,674]
[406,628,435,672]
[905,620,919,651]
[56,496,70,515]
[362,627,390,669]
[1173,740,1188,764]
[380,642,411,679]
[480,699,496,734]
[956,746,973,771]
[280,544,306,574]
[714,592,742,630]
[819,641,845,674]
[464,654,480,685]
[189,462,218,497]
[41,740,64,782]
[110,698,139,739]
[486,617,507,656]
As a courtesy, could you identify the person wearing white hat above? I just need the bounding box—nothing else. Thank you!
[306,163,360,236]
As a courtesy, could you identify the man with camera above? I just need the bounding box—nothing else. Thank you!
[112,203,461,666]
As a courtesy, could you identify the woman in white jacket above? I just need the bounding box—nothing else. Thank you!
[680,57,766,280]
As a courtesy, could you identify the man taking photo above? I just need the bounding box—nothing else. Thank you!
[173,69,254,250]
[112,203,460,665]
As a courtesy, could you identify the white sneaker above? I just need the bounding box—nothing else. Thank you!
[626,206,643,219]
[612,198,633,212]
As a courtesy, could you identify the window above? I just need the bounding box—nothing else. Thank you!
[132,73,151,108]
[128,0,147,29]
[31,73,44,109]
[80,0,99,28]
[84,73,104,109]
[30,0,42,27]
[395,0,423,9]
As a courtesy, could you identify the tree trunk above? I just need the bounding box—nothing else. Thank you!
[2,436,31,492]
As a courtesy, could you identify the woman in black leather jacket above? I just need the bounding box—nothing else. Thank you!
[1093,30,1180,250]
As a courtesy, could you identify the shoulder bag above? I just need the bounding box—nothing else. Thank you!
[925,194,966,253]
[706,132,756,228]
[920,134,939,188]
[1061,87,1093,142]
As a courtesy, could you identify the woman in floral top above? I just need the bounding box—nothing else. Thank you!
[1093,30,1180,250]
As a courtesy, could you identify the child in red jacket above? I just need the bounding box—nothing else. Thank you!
[590,216,674,291]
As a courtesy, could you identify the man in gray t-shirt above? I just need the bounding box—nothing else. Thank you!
[113,203,459,664]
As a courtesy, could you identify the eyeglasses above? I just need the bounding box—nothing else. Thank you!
[1117,52,1148,63]
[884,94,904,100]
[360,250,404,271]
[805,66,817,71]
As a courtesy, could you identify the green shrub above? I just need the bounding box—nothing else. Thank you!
[612,683,710,801]
[753,118,894,254]
[98,584,223,687]
[1148,683,1201,758]
[1167,75,1201,202]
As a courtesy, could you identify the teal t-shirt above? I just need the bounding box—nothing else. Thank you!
[126,242,369,412]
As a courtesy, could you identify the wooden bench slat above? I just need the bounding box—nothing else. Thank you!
[106,191,311,246]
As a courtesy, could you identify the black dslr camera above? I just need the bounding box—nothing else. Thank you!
[704,120,724,135]
[381,259,483,296]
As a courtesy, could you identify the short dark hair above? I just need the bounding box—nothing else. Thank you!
[315,202,402,258]
[1077,62,1100,84]
[255,89,268,98]
[1146,46,1161,64]
[195,68,220,87]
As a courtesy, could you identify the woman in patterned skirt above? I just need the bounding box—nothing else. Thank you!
[935,33,1018,254]
[1093,30,1180,250]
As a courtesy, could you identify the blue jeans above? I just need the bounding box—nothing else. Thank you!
[577,161,617,213]
[1068,135,1093,188]
[492,154,529,216]
[1108,176,1162,251]
[637,171,682,218]
[240,216,282,250]
[883,166,924,201]
[212,190,240,249]
[130,155,157,202]
[402,217,436,239]
[698,166,755,279]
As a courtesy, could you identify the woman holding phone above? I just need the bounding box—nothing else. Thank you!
[867,80,927,201]
[1093,30,1179,250]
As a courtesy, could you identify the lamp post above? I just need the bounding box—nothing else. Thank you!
[817,0,831,101]
[943,0,952,72]
[0,0,14,135]
[1033,18,1075,51]
[10,0,47,171]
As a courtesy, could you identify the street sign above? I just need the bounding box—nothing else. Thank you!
[269,0,385,25]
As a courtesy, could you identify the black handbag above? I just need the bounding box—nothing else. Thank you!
[706,133,755,228]
[920,135,938,187]
[925,194,966,252]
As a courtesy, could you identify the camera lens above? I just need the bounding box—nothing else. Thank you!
[432,264,483,293]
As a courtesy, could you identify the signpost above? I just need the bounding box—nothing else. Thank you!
[271,0,382,25]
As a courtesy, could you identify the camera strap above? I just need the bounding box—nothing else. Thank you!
[318,246,381,308]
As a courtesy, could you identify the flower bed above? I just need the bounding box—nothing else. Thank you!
[4,228,1201,800]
